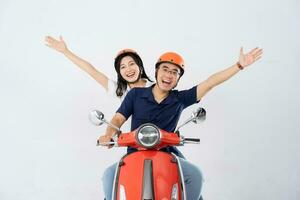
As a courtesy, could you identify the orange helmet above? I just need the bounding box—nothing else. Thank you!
[114,48,138,59]
[155,52,185,75]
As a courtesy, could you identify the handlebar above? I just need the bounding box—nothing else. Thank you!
[183,137,200,144]
[96,141,116,146]
[96,132,200,147]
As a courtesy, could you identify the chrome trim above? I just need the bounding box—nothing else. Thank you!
[119,185,126,200]
[171,183,179,200]
[174,154,186,200]
[142,159,154,199]
[112,159,122,200]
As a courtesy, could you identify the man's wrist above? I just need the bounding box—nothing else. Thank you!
[105,132,114,138]
[106,130,119,138]
[236,61,244,70]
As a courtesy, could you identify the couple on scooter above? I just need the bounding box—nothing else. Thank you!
[98,49,262,199]
[44,36,262,199]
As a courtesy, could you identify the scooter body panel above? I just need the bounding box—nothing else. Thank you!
[114,150,183,200]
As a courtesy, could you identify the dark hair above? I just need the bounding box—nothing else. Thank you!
[114,52,152,97]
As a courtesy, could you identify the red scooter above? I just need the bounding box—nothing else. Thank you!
[89,107,206,200]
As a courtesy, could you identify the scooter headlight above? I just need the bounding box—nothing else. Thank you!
[136,124,160,148]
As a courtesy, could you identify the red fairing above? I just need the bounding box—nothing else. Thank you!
[116,151,182,199]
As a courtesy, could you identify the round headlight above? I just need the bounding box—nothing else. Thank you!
[136,124,160,148]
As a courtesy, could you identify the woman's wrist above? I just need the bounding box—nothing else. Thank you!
[61,48,70,55]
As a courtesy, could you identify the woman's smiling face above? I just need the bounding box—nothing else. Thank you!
[119,55,141,83]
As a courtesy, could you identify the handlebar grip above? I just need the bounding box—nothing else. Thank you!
[184,138,200,143]
[97,138,115,146]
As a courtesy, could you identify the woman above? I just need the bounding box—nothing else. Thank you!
[44,36,153,100]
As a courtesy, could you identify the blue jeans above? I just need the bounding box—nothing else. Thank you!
[102,158,203,200]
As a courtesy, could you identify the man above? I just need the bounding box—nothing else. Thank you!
[99,47,263,199]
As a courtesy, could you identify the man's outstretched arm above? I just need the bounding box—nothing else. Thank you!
[196,47,263,101]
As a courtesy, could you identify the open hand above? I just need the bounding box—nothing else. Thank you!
[239,47,263,68]
[44,35,67,53]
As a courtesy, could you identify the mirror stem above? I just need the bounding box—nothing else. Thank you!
[175,117,194,133]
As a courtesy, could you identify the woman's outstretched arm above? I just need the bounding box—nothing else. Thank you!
[45,35,109,90]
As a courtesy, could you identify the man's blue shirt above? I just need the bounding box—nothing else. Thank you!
[117,85,199,132]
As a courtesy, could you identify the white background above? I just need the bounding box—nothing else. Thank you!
[0,0,299,199]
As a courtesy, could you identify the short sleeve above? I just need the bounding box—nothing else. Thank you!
[107,79,118,98]
[116,88,135,120]
[178,85,199,108]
